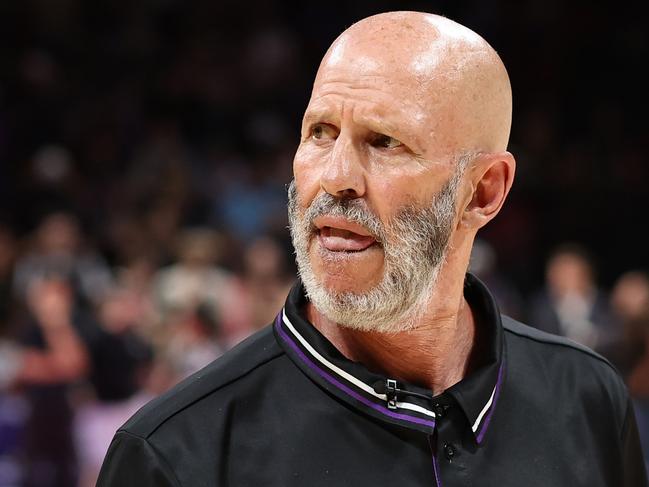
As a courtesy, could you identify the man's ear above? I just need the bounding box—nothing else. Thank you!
[460,151,515,230]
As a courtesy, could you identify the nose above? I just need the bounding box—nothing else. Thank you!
[320,135,366,199]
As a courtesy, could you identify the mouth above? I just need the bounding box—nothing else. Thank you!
[313,216,378,252]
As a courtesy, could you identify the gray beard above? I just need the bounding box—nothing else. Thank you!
[287,161,467,333]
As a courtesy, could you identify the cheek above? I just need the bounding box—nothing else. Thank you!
[367,176,432,220]
[293,145,326,206]
[365,154,441,211]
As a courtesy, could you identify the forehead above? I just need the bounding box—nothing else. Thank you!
[306,44,457,156]
[319,31,446,89]
[309,71,428,122]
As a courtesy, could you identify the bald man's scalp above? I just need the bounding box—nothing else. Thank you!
[315,11,512,154]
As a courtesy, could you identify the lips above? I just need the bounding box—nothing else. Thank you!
[313,216,377,252]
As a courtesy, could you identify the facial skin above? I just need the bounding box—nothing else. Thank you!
[290,12,515,392]
[288,154,469,333]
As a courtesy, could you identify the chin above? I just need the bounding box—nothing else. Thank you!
[309,245,384,295]
[319,274,372,296]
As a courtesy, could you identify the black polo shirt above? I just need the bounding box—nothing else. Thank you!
[97,274,647,486]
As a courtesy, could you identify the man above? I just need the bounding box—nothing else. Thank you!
[98,12,647,486]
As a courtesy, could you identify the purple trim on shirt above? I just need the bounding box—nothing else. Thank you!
[274,314,436,429]
[428,435,442,487]
[476,360,505,444]
[432,454,442,487]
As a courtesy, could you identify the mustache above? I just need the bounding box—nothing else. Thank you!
[287,181,385,243]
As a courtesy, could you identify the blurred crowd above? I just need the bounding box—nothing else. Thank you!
[0,0,647,486]
[0,212,295,486]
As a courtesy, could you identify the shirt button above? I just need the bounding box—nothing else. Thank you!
[444,443,456,461]
[433,403,446,418]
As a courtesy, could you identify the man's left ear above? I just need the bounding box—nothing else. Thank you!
[459,151,516,230]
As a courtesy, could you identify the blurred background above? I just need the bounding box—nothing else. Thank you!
[0,0,648,485]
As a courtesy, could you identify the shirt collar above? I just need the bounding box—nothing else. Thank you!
[273,273,505,442]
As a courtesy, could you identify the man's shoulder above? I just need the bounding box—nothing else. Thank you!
[502,315,620,374]
[502,315,611,364]
[502,315,628,416]
[120,325,284,439]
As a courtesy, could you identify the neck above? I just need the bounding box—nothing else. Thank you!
[306,273,477,396]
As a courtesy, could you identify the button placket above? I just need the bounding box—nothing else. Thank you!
[443,443,456,461]
[434,399,468,474]
[433,402,450,419]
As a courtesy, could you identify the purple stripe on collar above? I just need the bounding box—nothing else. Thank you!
[428,435,443,487]
[476,360,505,444]
[275,314,436,429]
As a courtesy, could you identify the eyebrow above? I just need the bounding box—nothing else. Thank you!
[302,106,338,129]
[303,106,402,138]
[358,114,402,139]
[301,100,424,153]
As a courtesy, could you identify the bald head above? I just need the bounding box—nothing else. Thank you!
[314,12,512,155]
[290,12,516,333]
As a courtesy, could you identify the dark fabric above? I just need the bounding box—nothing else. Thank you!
[98,276,648,487]
[623,400,649,487]
[98,431,181,487]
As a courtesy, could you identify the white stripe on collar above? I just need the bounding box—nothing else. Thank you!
[472,379,497,432]
[282,308,437,419]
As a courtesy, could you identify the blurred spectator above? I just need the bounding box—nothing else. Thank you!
[152,228,238,372]
[602,271,649,471]
[213,164,288,241]
[469,238,523,319]
[600,271,649,377]
[529,244,615,349]
[13,278,93,487]
[602,270,649,381]
[15,278,90,385]
[13,212,113,306]
[223,236,294,342]
[162,303,224,381]
[611,271,649,325]
[0,225,16,336]
[152,227,232,325]
[74,287,153,487]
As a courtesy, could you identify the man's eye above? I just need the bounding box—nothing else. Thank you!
[373,134,403,149]
[311,124,336,140]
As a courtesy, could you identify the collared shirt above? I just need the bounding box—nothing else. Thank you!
[97,274,647,486]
